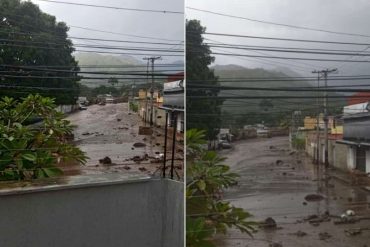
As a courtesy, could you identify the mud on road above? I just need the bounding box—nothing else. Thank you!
[65,103,182,178]
[216,136,370,247]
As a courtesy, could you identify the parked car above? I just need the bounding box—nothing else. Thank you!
[218,140,232,149]
[79,104,87,110]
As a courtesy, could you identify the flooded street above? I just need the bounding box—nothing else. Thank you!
[217,136,370,247]
[65,103,165,176]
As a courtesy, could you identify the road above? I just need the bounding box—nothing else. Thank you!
[64,103,166,176]
[216,136,370,247]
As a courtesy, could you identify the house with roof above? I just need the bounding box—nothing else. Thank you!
[336,92,370,173]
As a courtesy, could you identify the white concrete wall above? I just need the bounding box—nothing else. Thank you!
[366,150,370,173]
[0,177,183,247]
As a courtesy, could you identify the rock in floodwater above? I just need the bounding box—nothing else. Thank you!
[133,142,146,147]
[99,156,112,164]
[304,194,324,202]
[263,217,277,228]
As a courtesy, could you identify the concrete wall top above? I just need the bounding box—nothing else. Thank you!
[0,173,151,197]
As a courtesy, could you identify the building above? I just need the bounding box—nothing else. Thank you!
[162,79,184,133]
[337,101,370,173]
[137,89,165,127]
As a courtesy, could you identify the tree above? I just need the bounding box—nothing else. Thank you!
[259,99,274,111]
[0,0,80,105]
[0,95,87,181]
[108,77,119,87]
[92,85,119,97]
[186,129,255,246]
[186,20,222,140]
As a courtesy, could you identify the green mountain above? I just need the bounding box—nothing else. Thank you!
[212,64,345,127]
[74,53,146,88]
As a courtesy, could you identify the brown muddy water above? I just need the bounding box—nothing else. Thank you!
[64,103,173,177]
[216,136,370,247]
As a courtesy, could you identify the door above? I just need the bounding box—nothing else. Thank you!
[356,147,366,172]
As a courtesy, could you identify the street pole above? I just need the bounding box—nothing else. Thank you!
[144,59,149,126]
[312,71,321,164]
[143,56,161,127]
[312,69,337,167]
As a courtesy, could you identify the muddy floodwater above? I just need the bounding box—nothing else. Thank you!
[65,103,166,176]
[216,136,370,247]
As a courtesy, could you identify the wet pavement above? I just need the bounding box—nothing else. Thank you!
[216,136,370,247]
[64,103,182,177]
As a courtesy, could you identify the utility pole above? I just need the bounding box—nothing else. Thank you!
[312,69,337,167]
[312,71,321,164]
[143,56,161,126]
[144,59,149,126]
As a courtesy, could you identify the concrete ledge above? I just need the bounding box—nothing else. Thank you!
[0,173,151,196]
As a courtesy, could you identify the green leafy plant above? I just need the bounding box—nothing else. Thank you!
[292,136,305,150]
[186,129,255,247]
[0,95,87,181]
[129,102,139,112]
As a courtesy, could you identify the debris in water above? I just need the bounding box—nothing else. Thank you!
[262,217,277,229]
[269,242,283,247]
[304,194,324,202]
[133,142,146,147]
[346,210,355,216]
[139,167,147,172]
[276,160,284,165]
[99,156,112,164]
[318,232,332,241]
[82,132,91,136]
[292,230,307,237]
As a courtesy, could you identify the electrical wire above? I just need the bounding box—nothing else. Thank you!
[36,0,184,14]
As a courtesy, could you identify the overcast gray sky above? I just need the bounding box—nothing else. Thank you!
[186,0,370,76]
[30,0,184,64]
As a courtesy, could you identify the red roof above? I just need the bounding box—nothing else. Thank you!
[347,92,370,105]
[167,72,184,82]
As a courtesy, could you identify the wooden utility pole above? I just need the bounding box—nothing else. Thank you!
[312,71,321,164]
[312,69,337,167]
[143,56,161,126]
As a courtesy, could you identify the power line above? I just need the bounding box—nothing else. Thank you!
[0,75,171,79]
[69,25,183,42]
[187,7,370,38]
[187,85,370,93]
[196,44,370,57]
[36,0,184,14]
[188,95,370,100]
[0,64,183,68]
[188,50,370,63]
[203,37,315,72]
[0,12,183,42]
[0,36,183,47]
[0,43,183,53]
[202,32,370,46]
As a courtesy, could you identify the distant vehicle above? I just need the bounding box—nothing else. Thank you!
[105,97,114,104]
[79,104,87,110]
[98,101,106,106]
[218,140,232,149]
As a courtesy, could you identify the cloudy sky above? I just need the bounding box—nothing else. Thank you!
[186,0,370,76]
[30,0,184,64]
